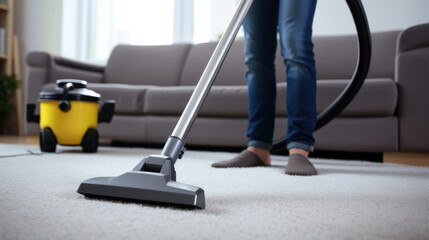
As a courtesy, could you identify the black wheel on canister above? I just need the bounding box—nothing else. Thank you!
[81,128,99,153]
[40,128,57,152]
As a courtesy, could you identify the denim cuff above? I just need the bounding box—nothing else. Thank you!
[287,141,314,152]
[248,139,271,150]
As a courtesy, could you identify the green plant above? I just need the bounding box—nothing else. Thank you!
[0,73,20,130]
[217,32,245,41]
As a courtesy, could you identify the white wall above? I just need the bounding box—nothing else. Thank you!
[14,0,63,79]
[14,0,62,54]
[313,0,429,35]
[210,0,237,39]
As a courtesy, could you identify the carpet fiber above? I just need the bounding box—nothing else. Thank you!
[1,143,428,240]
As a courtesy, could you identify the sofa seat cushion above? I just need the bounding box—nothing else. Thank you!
[41,83,153,114]
[144,78,397,117]
[277,78,398,117]
[317,78,398,117]
[88,83,155,114]
[144,85,248,117]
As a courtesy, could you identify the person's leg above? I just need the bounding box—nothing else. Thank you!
[212,0,278,168]
[278,0,318,175]
[244,0,279,154]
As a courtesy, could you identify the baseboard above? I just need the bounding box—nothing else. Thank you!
[383,152,429,167]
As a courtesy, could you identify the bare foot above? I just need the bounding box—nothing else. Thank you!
[247,146,271,166]
[288,148,309,158]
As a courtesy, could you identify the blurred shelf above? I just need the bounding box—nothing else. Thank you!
[0,0,12,74]
[0,4,8,11]
[0,135,39,145]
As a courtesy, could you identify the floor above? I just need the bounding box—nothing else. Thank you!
[1,135,429,167]
[2,143,428,240]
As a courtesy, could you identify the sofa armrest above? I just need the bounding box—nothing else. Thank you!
[397,23,429,53]
[395,23,429,152]
[50,56,105,84]
[53,56,105,74]
[25,51,52,107]
[25,52,106,98]
[25,51,52,134]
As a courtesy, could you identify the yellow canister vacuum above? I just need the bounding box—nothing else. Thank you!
[27,79,115,153]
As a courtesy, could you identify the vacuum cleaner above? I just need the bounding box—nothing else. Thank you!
[77,0,371,209]
[27,79,115,153]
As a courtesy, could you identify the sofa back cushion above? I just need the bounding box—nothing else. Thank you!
[105,44,191,86]
[313,30,400,80]
[179,30,399,86]
[179,41,247,86]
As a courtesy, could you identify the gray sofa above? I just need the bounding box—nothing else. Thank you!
[24,23,429,153]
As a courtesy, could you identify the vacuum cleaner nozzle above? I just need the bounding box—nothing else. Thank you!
[77,154,206,209]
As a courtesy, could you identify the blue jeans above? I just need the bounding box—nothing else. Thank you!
[244,0,317,152]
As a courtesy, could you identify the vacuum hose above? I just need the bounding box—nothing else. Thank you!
[271,0,372,154]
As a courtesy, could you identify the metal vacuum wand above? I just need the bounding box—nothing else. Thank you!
[78,0,255,209]
[161,0,254,163]
[171,0,253,141]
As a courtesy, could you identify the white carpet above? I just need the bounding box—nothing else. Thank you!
[0,143,428,240]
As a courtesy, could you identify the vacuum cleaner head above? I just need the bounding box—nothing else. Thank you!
[77,155,205,209]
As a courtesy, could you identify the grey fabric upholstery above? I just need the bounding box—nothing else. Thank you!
[180,41,247,86]
[24,23,429,153]
[87,84,151,114]
[50,57,105,84]
[105,44,191,86]
[397,23,429,52]
[143,78,397,118]
[143,85,249,117]
[316,78,397,117]
[313,117,398,152]
[396,23,429,152]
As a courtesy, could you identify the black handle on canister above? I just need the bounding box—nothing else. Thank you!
[98,100,115,123]
[26,104,40,123]
[58,82,74,112]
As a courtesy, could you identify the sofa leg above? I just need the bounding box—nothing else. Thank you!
[383,152,429,167]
